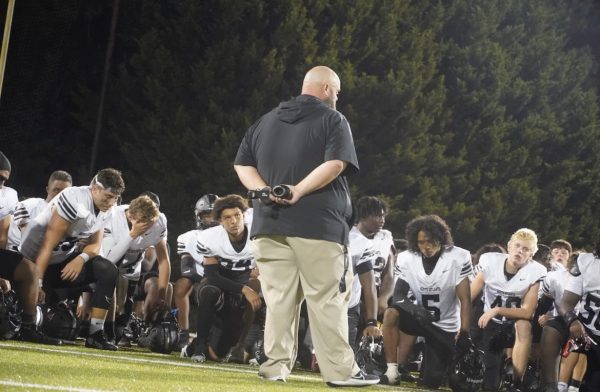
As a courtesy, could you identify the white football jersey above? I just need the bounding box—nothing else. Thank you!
[102,204,168,280]
[0,185,18,221]
[20,186,113,264]
[478,252,547,324]
[371,229,394,289]
[6,198,47,251]
[396,246,473,332]
[196,224,255,271]
[542,268,572,316]
[177,229,205,276]
[348,227,377,308]
[565,253,600,336]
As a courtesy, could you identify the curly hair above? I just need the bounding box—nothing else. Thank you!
[405,214,453,254]
[212,194,248,221]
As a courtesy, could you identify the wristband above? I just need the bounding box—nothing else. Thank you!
[365,318,378,327]
[563,310,578,326]
[38,278,43,288]
[79,253,90,263]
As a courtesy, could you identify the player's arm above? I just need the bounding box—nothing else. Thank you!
[559,286,586,340]
[154,239,171,300]
[455,277,471,334]
[0,215,11,249]
[203,256,261,311]
[496,282,541,320]
[61,229,103,282]
[470,270,485,303]
[233,165,268,191]
[377,250,395,316]
[357,261,380,337]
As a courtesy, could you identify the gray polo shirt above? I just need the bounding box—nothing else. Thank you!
[235,95,359,245]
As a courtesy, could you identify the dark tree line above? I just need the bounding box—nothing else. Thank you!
[2,0,600,260]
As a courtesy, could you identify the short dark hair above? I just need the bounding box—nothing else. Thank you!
[49,170,72,184]
[473,243,506,266]
[356,196,388,222]
[533,243,552,269]
[212,194,248,220]
[550,239,572,254]
[93,168,125,195]
[405,214,453,254]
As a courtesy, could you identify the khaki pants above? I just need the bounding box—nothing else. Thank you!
[252,235,359,382]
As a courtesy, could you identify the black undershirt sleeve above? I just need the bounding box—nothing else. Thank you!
[204,264,244,293]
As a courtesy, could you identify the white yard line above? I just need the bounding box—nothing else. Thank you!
[0,379,113,392]
[0,342,319,382]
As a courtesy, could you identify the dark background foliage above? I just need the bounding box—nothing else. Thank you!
[2,0,600,275]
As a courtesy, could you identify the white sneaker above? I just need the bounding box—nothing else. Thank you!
[191,353,206,363]
[326,370,380,387]
[259,373,286,382]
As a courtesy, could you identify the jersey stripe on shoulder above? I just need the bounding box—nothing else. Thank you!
[57,193,77,221]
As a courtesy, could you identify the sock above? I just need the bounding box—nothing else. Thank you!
[558,381,568,392]
[386,363,398,378]
[105,321,115,340]
[567,387,579,392]
[570,379,581,388]
[89,318,105,335]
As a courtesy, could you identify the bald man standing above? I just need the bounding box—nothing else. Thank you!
[235,66,378,386]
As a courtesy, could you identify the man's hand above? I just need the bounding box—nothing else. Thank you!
[130,218,156,238]
[478,307,500,328]
[242,285,262,311]
[0,278,11,292]
[363,325,382,338]
[569,319,586,340]
[61,256,85,281]
[149,298,169,319]
[538,314,551,326]
[270,185,302,206]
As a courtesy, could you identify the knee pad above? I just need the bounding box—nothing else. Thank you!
[197,285,223,310]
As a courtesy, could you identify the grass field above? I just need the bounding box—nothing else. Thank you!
[0,340,437,391]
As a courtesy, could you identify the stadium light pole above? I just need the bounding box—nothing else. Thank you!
[0,0,16,102]
[89,0,120,178]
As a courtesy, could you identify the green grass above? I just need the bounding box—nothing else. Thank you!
[0,340,432,391]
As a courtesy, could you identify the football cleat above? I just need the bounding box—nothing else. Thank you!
[19,325,63,345]
[85,330,118,351]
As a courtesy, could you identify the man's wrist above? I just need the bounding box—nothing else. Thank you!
[79,253,90,263]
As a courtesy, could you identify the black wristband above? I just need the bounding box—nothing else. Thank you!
[563,310,578,326]
[365,318,378,327]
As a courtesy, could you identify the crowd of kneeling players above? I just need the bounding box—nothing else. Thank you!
[0,153,599,392]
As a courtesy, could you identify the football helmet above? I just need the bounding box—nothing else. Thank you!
[114,313,144,344]
[144,313,179,354]
[0,289,22,340]
[355,336,386,375]
[194,194,219,229]
[41,300,79,341]
[448,345,485,392]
